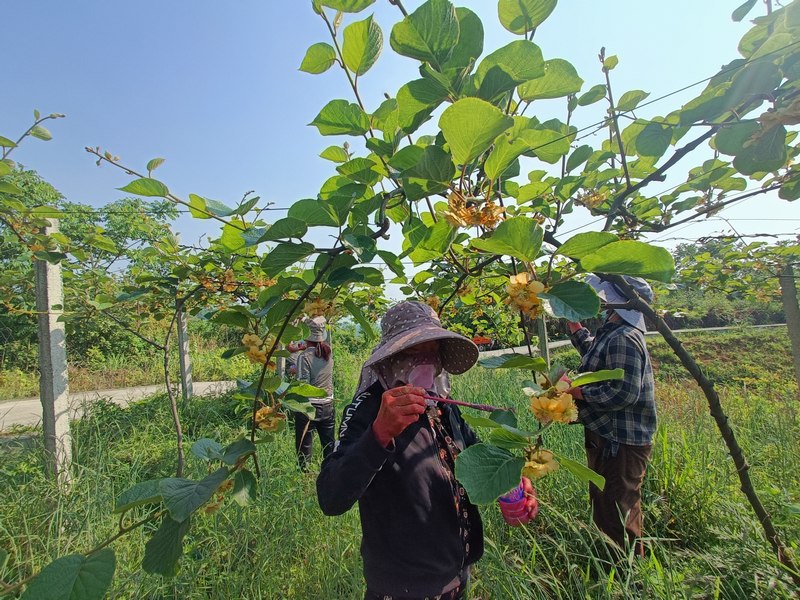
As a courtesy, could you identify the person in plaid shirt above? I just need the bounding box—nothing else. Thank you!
[566,275,656,559]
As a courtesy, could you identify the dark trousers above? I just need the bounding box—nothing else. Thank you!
[585,429,652,558]
[294,402,335,471]
[364,581,466,600]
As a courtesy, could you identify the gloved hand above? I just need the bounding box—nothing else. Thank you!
[372,385,427,448]
[499,477,539,526]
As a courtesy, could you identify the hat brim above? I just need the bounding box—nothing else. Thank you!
[587,275,647,332]
[363,326,479,375]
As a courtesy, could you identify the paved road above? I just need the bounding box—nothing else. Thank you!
[0,323,784,431]
[0,381,236,431]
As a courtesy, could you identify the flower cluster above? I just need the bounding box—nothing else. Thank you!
[241,333,276,368]
[254,404,285,432]
[304,297,334,318]
[575,189,608,210]
[522,449,560,480]
[443,191,504,230]
[527,380,578,425]
[504,272,546,319]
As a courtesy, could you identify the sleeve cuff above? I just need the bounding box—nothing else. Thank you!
[357,425,395,470]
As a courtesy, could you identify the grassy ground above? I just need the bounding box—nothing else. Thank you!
[1,328,798,598]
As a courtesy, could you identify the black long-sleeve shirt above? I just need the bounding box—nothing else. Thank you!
[316,381,484,597]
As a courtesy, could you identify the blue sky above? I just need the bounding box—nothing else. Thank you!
[4,1,797,256]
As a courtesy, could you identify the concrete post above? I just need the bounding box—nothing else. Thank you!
[537,315,550,368]
[35,219,72,486]
[176,305,193,403]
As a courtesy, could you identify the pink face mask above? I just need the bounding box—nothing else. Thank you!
[376,350,443,391]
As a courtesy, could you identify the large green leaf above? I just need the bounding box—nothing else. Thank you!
[498,0,558,34]
[261,242,316,277]
[552,452,605,490]
[478,353,547,371]
[635,122,673,158]
[470,216,543,262]
[142,516,191,577]
[231,470,258,507]
[443,7,484,69]
[299,42,337,74]
[319,0,376,12]
[336,157,383,185]
[401,145,456,182]
[190,439,224,462]
[288,198,339,227]
[396,78,449,134]
[343,15,383,76]
[21,550,116,600]
[114,480,162,513]
[257,218,309,243]
[219,219,248,252]
[319,145,350,162]
[310,100,371,136]
[389,0,459,69]
[577,83,606,106]
[159,468,229,523]
[556,232,618,259]
[713,120,760,156]
[489,427,534,451]
[221,439,257,466]
[519,124,572,164]
[570,368,624,387]
[473,40,545,100]
[439,98,513,165]
[408,219,458,264]
[118,178,168,198]
[579,240,675,282]
[616,89,650,112]
[518,58,583,100]
[454,443,525,505]
[539,280,600,321]
[188,194,235,218]
[732,125,788,176]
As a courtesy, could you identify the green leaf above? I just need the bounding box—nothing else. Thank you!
[0,180,22,195]
[146,157,165,172]
[319,0,376,12]
[389,0,459,69]
[518,58,583,101]
[221,439,257,465]
[519,124,572,164]
[577,84,606,106]
[478,353,548,371]
[636,122,673,158]
[0,136,17,148]
[320,145,350,162]
[256,217,309,244]
[498,0,558,34]
[732,125,788,176]
[713,120,760,156]
[211,309,250,329]
[118,178,169,198]
[402,145,455,182]
[85,234,117,253]
[282,397,316,418]
[454,443,525,505]
[491,409,518,428]
[439,98,513,165]
[142,516,191,577]
[343,299,376,340]
[337,157,383,185]
[310,100,371,136]
[462,414,505,429]
[262,242,316,277]
[616,89,650,112]
[732,0,758,22]
[603,55,619,71]
[231,470,258,506]
[191,439,224,462]
[470,216,543,262]
[540,280,600,321]
[443,7,484,69]
[473,40,545,101]
[396,78,448,134]
[556,231,618,259]
[21,550,116,600]
[343,15,383,76]
[287,382,329,398]
[288,198,339,227]
[489,427,534,451]
[114,480,162,513]
[30,124,52,141]
[552,452,605,490]
[0,161,11,177]
[565,145,593,173]
[300,42,337,74]
[570,368,624,387]
[580,240,675,282]
[159,468,229,522]
[408,219,457,264]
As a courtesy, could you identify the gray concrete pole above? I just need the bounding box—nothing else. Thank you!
[537,315,551,368]
[35,219,72,486]
[176,306,193,403]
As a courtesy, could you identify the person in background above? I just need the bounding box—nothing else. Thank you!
[285,340,307,378]
[294,317,334,471]
[317,301,537,600]
[566,275,657,559]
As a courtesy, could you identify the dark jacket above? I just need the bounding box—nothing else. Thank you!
[316,381,484,597]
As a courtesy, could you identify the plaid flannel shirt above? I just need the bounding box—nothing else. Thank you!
[570,320,656,449]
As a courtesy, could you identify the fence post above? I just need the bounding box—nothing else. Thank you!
[176,305,193,403]
[34,218,72,486]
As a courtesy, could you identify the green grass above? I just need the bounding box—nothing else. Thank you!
[1,329,798,598]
